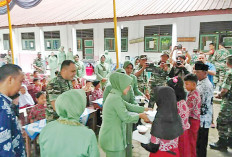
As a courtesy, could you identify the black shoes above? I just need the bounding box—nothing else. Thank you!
[209,138,228,151]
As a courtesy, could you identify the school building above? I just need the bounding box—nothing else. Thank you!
[0,0,232,72]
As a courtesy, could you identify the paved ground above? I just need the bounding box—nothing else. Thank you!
[99,103,232,157]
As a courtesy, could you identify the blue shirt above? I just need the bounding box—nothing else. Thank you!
[206,62,216,86]
[0,94,26,157]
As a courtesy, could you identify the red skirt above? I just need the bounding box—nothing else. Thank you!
[149,148,179,157]
[178,130,190,157]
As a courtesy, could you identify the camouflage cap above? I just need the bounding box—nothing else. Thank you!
[37,52,42,55]
[139,55,147,60]
[161,51,169,57]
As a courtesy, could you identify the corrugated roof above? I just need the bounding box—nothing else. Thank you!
[0,0,232,28]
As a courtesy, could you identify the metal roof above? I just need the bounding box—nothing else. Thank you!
[0,0,232,28]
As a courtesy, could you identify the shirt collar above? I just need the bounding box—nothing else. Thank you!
[0,93,12,104]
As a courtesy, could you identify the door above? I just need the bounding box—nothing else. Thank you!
[83,38,94,59]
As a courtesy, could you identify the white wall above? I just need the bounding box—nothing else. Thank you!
[1,13,232,72]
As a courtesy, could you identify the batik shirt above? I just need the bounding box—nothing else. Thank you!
[0,94,26,157]
[28,104,46,122]
[197,78,214,128]
[177,100,190,131]
[92,88,103,101]
[151,136,178,151]
[186,89,201,120]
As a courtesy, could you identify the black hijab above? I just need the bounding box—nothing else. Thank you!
[151,86,183,140]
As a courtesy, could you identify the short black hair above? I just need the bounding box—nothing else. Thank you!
[176,55,186,61]
[61,60,75,70]
[33,78,40,82]
[33,71,38,75]
[209,43,215,46]
[55,70,59,75]
[36,91,45,98]
[167,77,186,101]
[0,64,22,82]
[219,42,225,47]
[227,56,232,66]
[184,73,198,84]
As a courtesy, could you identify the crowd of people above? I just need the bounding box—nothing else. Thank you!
[0,42,231,157]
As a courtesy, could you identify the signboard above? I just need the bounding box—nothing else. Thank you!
[129,37,144,44]
[177,37,196,42]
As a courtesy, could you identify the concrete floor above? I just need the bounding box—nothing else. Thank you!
[99,103,232,157]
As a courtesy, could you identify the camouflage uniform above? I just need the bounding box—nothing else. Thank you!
[134,64,149,94]
[148,64,169,107]
[33,58,44,74]
[216,69,232,140]
[4,55,12,64]
[211,48,229,88]
[46,73,73,122]
[190,53,198,65]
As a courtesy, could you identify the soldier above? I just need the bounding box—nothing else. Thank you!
[134,55,150,99]
[148,51,170,108]
[46,60,76,122]
[4,50,12,64]
[58,46,66,70]
[74,55,85,78]
[211,42,229,89]
[209,55,232,151]
[33,52,45,74]
[190,48,199,66]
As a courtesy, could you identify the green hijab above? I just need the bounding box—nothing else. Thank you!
[55,89,86,122]
[115,68,126,74]
[109,72,132,93]
[100,54,106,64]
[58,46,64,52]
[123,60,133,69]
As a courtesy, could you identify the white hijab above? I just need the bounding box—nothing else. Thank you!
[19,85,35,108]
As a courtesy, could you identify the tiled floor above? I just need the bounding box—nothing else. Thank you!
[99,103,232,157]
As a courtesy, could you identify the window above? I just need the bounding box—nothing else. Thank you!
[144,25,172,52]
[21,32,35,50]
[3,34,10,50]
[104,27,128,52]
[200,21,232,53]
[76,29,93,51]
[44,31,60,51]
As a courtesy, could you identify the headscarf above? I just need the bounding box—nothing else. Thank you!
[19,85,35,108]
[109,72,132,94]
[55,89,86,122]
[58,46,64,52]
[123,60,133,69]
[151,86,183,140]
[100,54,106,64]
[115,68,126,74]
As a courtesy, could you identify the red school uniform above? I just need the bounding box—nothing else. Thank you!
[186,89,201,157]
[28,104,46,122]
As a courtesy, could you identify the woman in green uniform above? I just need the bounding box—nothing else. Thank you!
[99,72,150,157]
[74,54,85,78]
[67,48,74,61]
[58,46,66,70]
[48,52,58,79]
[95,54,110,89]
[39,89,100,157]
[123,60,144,96]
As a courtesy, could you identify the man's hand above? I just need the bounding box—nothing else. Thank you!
[144,108,153,111]
[142,63,149,69]
[102,78,107,83]
[139,113,150,123]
